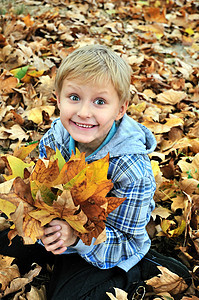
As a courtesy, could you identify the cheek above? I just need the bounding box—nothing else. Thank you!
[60,105,71,117]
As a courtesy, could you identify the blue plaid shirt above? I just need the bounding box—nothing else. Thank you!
[39,114,157,271]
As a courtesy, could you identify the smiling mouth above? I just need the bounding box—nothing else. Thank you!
[74,122,95,128]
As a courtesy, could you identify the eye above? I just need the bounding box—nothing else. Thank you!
[94,98,105,105]
[70,94,80,101]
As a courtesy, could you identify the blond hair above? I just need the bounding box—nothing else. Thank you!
[55,44,132,103]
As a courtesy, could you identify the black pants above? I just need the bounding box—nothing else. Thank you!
[47,254,142,300]
[0,229,54,274]
[0,229,192,299]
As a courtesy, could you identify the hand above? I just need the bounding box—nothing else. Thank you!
[41,219,78,255]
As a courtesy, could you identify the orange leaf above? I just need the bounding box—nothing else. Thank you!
[22,14,34,27]
[30,159,60,185]
[143,7,167,23]
[107,197,127,214]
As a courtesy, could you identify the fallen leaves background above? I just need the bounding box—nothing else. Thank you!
[0,0,199,299]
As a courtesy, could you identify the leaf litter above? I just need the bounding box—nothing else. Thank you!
[0,0,199,299]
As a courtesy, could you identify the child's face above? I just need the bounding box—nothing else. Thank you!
[57,78,128,153]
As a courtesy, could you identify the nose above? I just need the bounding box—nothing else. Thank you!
[77,101,91,118]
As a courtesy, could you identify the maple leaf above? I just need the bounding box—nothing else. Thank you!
[0,263,20,292]
[159,216,186,238]
[106,287,128,300]
[0,256,42,298]
[13,142,39,160]
[0,217,11,231]
[145,266,188,294]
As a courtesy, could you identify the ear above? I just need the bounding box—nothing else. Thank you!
[56,93,61,110]
[115,100,128,121]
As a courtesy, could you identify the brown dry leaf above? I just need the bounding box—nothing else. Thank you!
[0,255,15,269]
[151,206,172,221]
[171,195,186,212]
[106,287,128,300]
[181,297,199,300]
[0,70,19,94]
[178,154,199,180]
[180,178,199,195]
[142,117,184,134]
[8,201,43,244]
[26,285,46,300]
[1,124,29,142]
[0,217,11,231]
[145,265,188,294]
[136,24,164,37]
[0,264,20,292]
[157,89,187,105]
[2,263,42,298]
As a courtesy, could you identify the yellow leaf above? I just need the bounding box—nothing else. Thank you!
[161,218,186,238]
[27,106,55,124]
[13,142,39,160]
[151,160,161,177]
[185,28,194,35]
[0,198,16,218]
[3,155,34,180]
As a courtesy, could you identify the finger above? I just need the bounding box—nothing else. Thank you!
[42,231,61,246]
[44,225,61,236]
[45,238,64,252]
[52,246,67,255]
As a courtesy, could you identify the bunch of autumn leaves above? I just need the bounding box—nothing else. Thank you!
[0,143,125,246]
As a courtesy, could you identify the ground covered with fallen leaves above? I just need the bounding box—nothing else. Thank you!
[0,0,199,299]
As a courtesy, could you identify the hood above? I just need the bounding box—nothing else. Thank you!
[92,114,157,160]
[50,114,157,160]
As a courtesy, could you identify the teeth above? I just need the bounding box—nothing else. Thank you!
[76,123,93,128]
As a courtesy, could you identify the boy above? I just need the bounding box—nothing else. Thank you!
[0,45,191,299]
[38,45,191,299]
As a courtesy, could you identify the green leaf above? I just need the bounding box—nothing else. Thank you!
[54,148,66,171]
[10,65,29,80]
[30,180,56,205]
